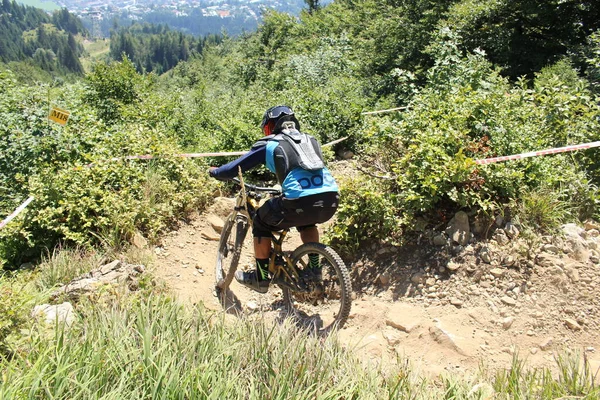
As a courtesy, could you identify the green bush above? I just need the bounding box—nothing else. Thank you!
[327,176,402,254]
[84,56,150,123]
[0,64,217,268]
[334,31,600,247]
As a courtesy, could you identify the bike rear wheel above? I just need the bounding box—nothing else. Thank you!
[215,213,249,292]
[282,243,352,334]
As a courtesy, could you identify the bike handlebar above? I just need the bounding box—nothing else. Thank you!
[230,177,282,195]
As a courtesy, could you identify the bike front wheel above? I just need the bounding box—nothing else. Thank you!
[215,213,249,292]
[282,243,352,334]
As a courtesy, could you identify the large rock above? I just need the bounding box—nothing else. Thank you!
[32,302,75,326]
[562,223,585,239]
[52,260,145,300]
[207,215,225,234]
[208,197,236,219]
[446,211,470,246]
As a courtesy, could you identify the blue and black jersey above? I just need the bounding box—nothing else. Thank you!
[210,132,338,199]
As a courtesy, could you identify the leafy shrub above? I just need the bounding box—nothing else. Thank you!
[0,64,217,268]
[335,31,600,247]
[327,176,402,254]
[84,56,149,123]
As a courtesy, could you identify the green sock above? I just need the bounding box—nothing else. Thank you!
[256,258,269,281]
[308,254,320,270]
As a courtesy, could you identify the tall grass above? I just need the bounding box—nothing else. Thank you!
[35,247,104,291]
[513,187,575,233]
[0,295,418,399]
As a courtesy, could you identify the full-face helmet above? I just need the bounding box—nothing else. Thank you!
[260,105,301,136]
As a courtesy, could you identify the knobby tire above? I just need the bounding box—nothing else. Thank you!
[215,213,249,292]
[282,242,352,334]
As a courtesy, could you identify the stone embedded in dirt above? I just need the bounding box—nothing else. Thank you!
[564,318,582,331]
[450,298,463,307]
[536,252,563,268]
[495,215,504,227]
[410,272,425,284]
[501,316,514,330]
[99,260,120,275]
[541,244,560,254]
[379,272,391,286]
[493,230,510,246]
[385,317,419,333]
[501,254,516,267]
[382,328,403,346]
[562,223,585,239]
[480,247,493,264]
[201,232,220,241]
[207,215,225,234]
[32,302,75,326]
[246,301,259,312]
[563,265,580,282]
[504,223,520,239]
[571,242,590,263]
[447,261,461,271]
[429,325,467,355]
[208,197,236,219]
[539,337,553,351]
[132,232,148,249]
[584,220,600,230]
[490,268,505,278]
[433,234,447,246]
[500,296,516,306]
[445,211,470,246]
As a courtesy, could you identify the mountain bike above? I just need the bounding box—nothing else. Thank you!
[214,176,352,334]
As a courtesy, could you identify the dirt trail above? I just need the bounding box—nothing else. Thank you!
[152,207,600,380]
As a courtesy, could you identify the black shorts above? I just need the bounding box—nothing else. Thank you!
[252,192,339,238]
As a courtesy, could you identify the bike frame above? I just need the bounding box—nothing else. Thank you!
[231,174,306,292]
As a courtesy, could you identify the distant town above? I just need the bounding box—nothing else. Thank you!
[51,0,311,36]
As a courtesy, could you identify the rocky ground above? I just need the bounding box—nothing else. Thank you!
[35,167,600,381]
[146,195,600,381]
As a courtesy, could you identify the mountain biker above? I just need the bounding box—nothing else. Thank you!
[209,105,339,293]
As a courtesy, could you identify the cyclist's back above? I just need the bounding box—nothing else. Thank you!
[209,105,339,293]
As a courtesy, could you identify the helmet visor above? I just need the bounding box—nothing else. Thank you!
[260,106,294,128]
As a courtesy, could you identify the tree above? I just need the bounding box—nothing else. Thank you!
[304,0,320,14]
[443,0,600,78]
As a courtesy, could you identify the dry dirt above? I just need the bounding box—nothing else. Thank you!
[151,199,600,382]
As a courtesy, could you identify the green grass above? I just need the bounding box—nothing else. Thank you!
[81,39,111,73]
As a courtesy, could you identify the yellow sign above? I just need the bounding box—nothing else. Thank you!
[48,107,70,126]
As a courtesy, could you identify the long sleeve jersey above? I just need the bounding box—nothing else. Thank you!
[209,134,338,199]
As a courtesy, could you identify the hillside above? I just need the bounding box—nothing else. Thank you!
[0,2,86,74]
[1,0,600,397]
